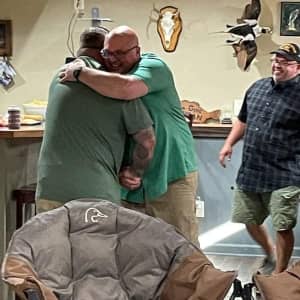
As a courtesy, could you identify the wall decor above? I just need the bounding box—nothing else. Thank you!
[221,0,272,71]
[0,20,12,56]
[280,2,300,36]
[181,100,221,124]
[148,5,182,52]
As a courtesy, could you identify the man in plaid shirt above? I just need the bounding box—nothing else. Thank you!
[219,43,300,275]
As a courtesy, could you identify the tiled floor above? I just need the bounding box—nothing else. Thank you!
[206,254,299,299]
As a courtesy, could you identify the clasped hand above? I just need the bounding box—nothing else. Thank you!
[119,167,141,190]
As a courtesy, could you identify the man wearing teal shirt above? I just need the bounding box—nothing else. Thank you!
[36,28,155,212]
[60,26,199,243]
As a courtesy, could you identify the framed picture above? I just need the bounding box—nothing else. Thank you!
[0,20,12,56]
[280,2,300,36]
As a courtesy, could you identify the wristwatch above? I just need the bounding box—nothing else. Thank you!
[73,66,83,82]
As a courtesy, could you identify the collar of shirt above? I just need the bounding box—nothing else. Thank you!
[272,74,300,88]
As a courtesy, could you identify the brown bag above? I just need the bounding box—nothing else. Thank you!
[253,260,300,300]
[161,252,237,300]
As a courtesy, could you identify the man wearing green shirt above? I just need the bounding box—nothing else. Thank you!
[36,27,155,212]
[59,26,199,243]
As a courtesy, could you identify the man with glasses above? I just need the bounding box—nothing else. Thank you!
[59,25,199,244]
[219,43,300,275]
[36,27,155,212]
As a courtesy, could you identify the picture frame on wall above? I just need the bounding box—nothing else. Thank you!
[280,2,300,36]
[0,20,12,56]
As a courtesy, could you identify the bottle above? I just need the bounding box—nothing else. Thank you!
[7,105,21,129]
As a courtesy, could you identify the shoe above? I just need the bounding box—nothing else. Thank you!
[256,255,276,275]
[252,256,276,296]
[255,285,261,296]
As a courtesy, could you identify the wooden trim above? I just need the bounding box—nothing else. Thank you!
[0,125,44,139]
[191,124,232,138]
[0,124,231,139]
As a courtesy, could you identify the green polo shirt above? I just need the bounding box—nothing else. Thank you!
[36,56,153,203]
[122,53,198,202]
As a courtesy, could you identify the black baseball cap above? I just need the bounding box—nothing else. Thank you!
[270,43,300,62]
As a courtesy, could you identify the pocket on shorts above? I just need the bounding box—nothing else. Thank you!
[280,186,300,201]
[271,186,300,230]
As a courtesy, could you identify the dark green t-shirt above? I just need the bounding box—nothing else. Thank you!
[36,57,153,203]
[122,53,198,202]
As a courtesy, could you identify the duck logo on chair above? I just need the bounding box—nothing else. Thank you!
[84,207,108,223]
[149,5,183,52]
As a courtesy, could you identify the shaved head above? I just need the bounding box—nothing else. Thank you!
[102,25,141,74]
[105,25,139,48]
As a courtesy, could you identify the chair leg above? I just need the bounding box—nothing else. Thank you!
[229,279,243,299]
[16,199,23,229]
[243,283,255,300]
[24,289,41,300]
[15,293,21,300]
[229,279,254,300]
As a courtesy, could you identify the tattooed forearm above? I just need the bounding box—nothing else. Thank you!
[131,127,155,177]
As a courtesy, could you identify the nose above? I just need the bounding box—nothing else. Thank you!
[107,54,119,63]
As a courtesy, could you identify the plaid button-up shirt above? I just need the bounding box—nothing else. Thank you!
[236,75,300,192]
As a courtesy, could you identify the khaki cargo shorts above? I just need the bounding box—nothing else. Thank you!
[232,185,300,231]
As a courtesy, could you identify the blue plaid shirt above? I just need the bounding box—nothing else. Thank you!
[236,75,300,192]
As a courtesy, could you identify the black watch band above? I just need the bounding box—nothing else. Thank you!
[73,66,83,82]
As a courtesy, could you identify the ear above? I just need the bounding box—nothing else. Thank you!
[135,46,141,57]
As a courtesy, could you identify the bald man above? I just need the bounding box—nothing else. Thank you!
[59,25,199,244]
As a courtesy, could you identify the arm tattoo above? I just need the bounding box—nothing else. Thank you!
[131,127,155,177]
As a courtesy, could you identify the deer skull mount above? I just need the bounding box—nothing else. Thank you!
[150,5,183,52]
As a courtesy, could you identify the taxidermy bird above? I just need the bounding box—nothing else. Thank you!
[287,8,300,31]
[224,0,272,71]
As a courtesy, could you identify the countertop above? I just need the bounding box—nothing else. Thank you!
[0,123,232,139]
[191,123,232,138]
[0,124,44,139]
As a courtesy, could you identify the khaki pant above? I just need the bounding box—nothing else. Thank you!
[36,199,63,213]
[122,171,199,244]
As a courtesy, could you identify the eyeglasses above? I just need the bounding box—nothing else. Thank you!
[100,45,138,59]
[270,58,299,66]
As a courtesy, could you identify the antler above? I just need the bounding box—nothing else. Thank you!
[146,3,160,39]
[152,3,160,14]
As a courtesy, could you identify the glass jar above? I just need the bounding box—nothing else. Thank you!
[7,105,21,129]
